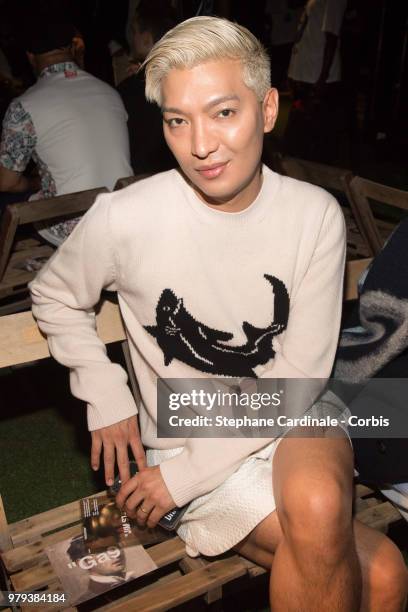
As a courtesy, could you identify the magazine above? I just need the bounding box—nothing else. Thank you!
[45,495,157,606]
[45,534,157,607]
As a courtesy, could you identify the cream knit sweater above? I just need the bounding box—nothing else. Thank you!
[30,166,346,506]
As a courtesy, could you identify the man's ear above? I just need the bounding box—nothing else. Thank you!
[262,88,279,133]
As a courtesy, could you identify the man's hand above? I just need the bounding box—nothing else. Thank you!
[0,166,40,193]
[91,415,146,487]
[116,465,176,528]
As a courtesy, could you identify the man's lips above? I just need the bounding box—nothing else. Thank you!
[196,162,228,179]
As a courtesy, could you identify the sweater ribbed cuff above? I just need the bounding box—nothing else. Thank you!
[159,452,202,508]
[87,384,138,430]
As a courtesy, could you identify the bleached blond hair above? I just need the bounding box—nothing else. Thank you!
[143,16,271,106]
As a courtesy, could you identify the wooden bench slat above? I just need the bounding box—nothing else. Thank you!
[344,259,371,301]
[0,251,53,296]
[103,556,247,612]
[0,495,13,552]
[3,527,81,573]
[0,300,125,368]
[10,499,88,546]
[11,559,57,592]
[355,484,374,498]
[356,501,402,531]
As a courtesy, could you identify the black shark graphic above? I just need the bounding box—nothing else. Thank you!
[145,275,289,377]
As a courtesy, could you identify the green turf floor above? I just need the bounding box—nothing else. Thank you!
[0,351,110,524]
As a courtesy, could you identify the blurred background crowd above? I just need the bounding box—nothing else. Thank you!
[0,0,406,177]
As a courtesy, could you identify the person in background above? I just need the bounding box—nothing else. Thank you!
[284,0,347,162]
[117,1,177,175]
[264,0,303,91]
[0,20,132,246]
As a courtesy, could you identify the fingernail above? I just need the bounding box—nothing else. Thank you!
[107,478,113,486]
[92,465,98,471]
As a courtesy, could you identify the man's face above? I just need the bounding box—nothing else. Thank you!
[90,547,126,578]
[161,59,278,212]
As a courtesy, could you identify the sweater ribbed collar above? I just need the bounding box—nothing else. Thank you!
[173,164,280,226]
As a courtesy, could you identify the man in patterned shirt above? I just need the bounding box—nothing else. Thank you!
[0,21,132,245]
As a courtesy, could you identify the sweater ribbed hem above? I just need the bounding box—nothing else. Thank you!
[87,384,138,430]
[159,452,203,507]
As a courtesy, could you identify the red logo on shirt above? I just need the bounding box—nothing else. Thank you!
[64,70,78,79]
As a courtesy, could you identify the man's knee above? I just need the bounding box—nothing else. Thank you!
[369,541,408,608]
[278,472,353,555]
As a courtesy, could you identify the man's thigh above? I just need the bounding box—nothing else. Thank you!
[234,429,353,565]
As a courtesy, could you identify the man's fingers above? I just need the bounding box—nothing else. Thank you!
[90,432,102,471]
[135,501,154,526]
[103,444,116,486]
[116,474,139,508]
[124,489,145,516]
[130,438,147,471]
[116,443,131,485]
[146,507,163,529]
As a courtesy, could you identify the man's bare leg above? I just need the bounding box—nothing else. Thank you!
[271,433,359,611]
[233,433,408,611]
[235,515,407,611]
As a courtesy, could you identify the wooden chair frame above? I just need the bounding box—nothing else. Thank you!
[0,188,108,312]
[274,155,376,259]
[349,176,408,256]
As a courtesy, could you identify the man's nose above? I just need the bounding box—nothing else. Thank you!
[191,121,218,159]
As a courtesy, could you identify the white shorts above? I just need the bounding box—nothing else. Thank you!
[148,395,352,557]
[147,439,281,557]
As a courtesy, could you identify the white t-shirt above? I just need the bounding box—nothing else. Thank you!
[15,62,132,245]
[19,63,132,196]
[288,0,347,84]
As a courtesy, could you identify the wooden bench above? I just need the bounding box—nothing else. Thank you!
[0,483,400,612]
[0,259,404,611]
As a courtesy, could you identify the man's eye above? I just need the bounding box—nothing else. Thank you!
[166,117,185,128]
[217,108,235,118]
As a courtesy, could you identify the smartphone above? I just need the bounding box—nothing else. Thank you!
[110,461,189,531]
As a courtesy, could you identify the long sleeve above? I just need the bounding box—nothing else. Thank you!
[160,197,346,507]
[263,196,346,379]
[30,194,137,431]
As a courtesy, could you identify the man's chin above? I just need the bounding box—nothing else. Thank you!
[191,179,239,206]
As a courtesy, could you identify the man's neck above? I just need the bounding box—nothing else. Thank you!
[191,164,264,213]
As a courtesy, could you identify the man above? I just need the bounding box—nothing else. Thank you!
[284,0,348,161]
[66,536,138,602]
[30,17,407,611]
[0,21,132,246]
[117,1,176,174]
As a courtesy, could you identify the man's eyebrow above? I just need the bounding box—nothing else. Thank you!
[203,95,240,111]
[161,106,185,115]
[161,95,240,115]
